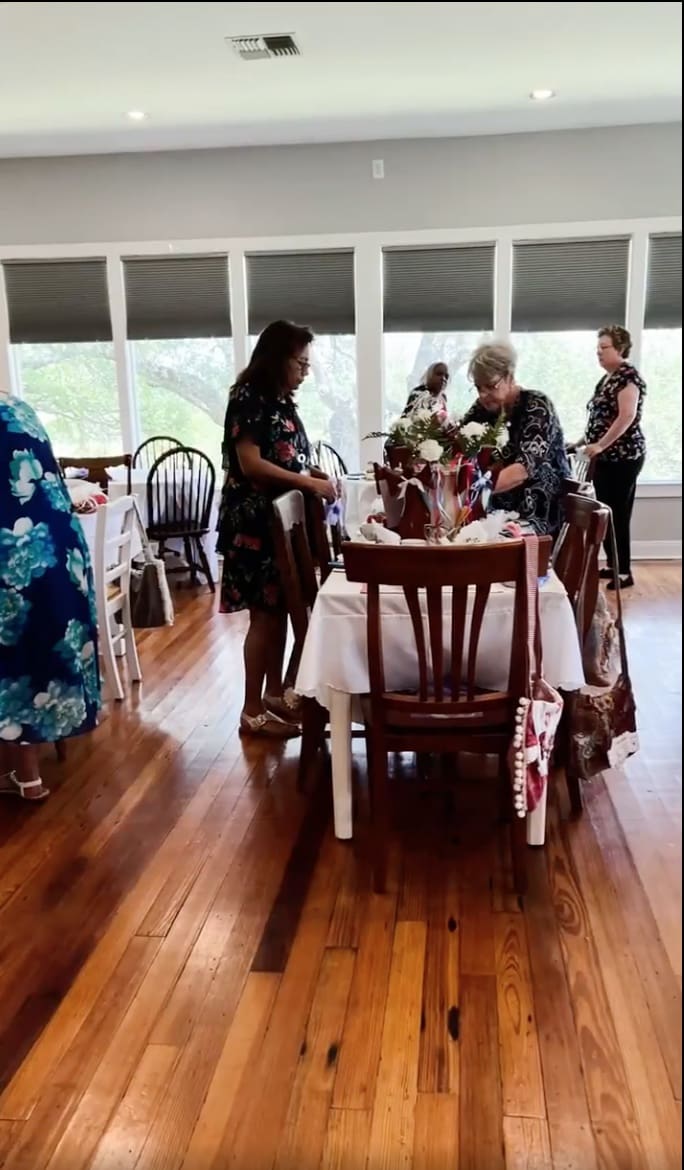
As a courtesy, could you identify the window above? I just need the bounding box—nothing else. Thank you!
[133,337,234,469]
[246,250,358,470]
[3,257,120,455]
[16,341,122,456]
[641,234,682,482]
[510,331,598,446]
[246,334,359,472]
[124,253,233,468]
[640,329,682,482]
[384,331,488,425]
[382,245,495,427]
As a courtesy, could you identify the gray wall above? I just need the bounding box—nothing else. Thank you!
[0,123,681,245]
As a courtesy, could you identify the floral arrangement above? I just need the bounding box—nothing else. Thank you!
[365,406,511,540]
[366,407,509,468]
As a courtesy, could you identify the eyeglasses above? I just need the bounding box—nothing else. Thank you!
[293,358,311,373]
[476,377,504,394]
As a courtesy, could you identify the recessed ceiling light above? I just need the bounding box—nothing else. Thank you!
[126,110,148,121]
[530,89,556,102]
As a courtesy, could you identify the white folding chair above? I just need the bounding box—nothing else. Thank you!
[94,496,142,701]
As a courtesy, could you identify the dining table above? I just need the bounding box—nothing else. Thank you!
[295,558,585,847]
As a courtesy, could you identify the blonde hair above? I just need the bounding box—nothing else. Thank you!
[467,341,517,387]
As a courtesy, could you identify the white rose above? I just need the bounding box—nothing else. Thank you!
[460,421,487,440]
[414,409,433,425]
[418,439,444,463]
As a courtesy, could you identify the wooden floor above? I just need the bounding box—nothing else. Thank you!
[0,564,680,1170]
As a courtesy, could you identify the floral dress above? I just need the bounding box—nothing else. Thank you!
[462,389,570,535]
[217,383,312,613]
[0,396,101,744]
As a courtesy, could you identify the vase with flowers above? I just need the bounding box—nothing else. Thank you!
[365,409,510,539]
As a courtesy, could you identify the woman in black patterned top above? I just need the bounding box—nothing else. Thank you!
[463,342,569,536]
[579,326,646,588]
[217,321,336,738]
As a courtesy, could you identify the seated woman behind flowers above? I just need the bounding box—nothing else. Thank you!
[461,341,569,536]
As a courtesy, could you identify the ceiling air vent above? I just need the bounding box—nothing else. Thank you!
[229,34,300,61]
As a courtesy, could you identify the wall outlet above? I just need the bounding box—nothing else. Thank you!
[372,159,384,180]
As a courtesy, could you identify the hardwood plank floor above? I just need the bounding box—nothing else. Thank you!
[0,562,680,1170]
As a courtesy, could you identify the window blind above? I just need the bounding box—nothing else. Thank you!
[383,245,495,332]
[512,238,630,332]
[124,254,231,339]
[246,250,355,335]
[3,258,112,344]
[645,234,682,329]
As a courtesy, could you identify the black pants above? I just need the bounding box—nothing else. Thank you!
[593,455,644,575]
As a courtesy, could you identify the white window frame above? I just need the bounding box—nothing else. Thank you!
[0,214,680,493]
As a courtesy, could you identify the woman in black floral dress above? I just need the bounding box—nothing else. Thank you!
[462,342,570,535]
[578,326,646,589]
[217,321,335,738]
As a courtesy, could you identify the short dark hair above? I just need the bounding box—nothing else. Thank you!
[234,320,314,398]
[598,324,632,358]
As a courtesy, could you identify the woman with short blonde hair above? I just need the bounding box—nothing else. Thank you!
[462,341,569,535]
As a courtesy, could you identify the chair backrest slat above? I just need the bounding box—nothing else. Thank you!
[466,583,491,700]
[450,587,468,700]
[315,441,347,479]
[403,585,429,701]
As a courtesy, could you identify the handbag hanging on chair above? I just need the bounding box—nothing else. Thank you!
[509,537,565,818]
[566,515,639,779]
[130,501,175,629]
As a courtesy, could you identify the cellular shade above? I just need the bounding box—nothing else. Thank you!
[3,258,112,343]
[247,250,355,335]
[645,234,682,329]
[512,238,630,332]
[124,254,231,339]
[383,245,495,332]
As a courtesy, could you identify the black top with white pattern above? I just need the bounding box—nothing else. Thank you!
[585,362,646,463]
[462,388,570,536]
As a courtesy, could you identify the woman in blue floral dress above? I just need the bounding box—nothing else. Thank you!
[217,321,336,739]
[0,393,101,801]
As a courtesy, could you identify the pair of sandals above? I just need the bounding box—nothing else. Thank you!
[0,771,49,802]
[239,689,303,739]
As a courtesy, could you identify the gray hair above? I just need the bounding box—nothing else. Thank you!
[467,341,517,387]
[423,360,448,383]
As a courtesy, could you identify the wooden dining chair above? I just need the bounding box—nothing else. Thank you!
[272,490,327,789]
[146,446,216,591]
[94,495,142,701]
[132,435,182,471]
[59,454,132,493]
[554,494,611,644]
[314,440,348,479]
[552,494,611,816]
[342,540,542,895]
[304,494,334,584]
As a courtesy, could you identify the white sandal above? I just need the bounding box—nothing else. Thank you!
[239,711,301,740]
[263,688,303,723]
[0,771,50,802]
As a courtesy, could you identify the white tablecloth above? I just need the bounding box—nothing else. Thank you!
[295,567,584,846]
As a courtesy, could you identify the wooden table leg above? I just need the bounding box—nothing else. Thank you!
[329,688,353,840]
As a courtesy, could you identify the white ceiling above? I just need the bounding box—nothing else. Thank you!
[0,1,681,158]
